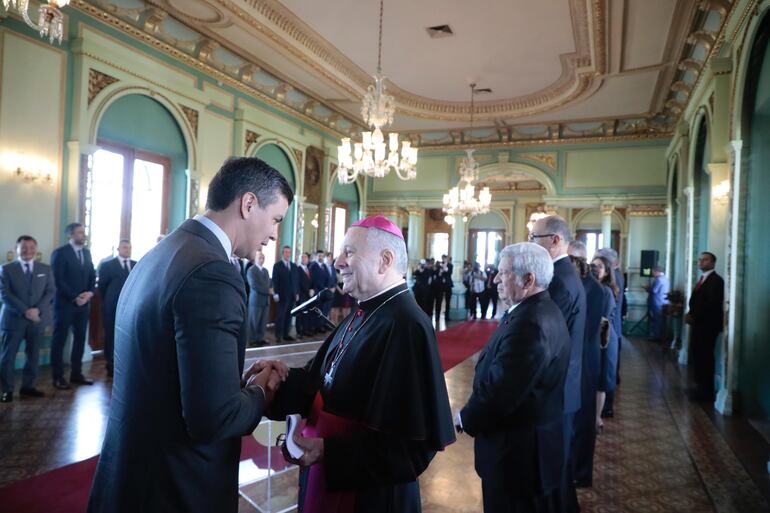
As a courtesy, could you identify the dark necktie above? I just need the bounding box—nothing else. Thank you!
[694,274,705,292]
[24,262,33,284]
[77,249,84,266]
[123,259,129,273]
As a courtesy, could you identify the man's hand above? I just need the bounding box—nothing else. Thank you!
[273,293,280,303]
[74,291,93,306]
[278,418,323,467]
[24,308,41,323]
[242,359,289,388]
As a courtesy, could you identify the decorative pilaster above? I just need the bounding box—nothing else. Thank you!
[406,208,424,279]
[293,195,305,259]
[600,204,614,247]
[715,140,743,415]
[448,215,468,320]
[680,185,695,366]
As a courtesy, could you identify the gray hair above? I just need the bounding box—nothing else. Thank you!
[540,215,571,243]
[596,247,618,267]
[366,228,408,276]
[568,240,587,259]
[499,242,554,288]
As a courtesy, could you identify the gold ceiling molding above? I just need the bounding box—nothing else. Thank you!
[518,153,557,171]
[72,0,354,140]
[87,68,119,105]
[628,205,666,217]
[419,132,671,152]
[215,0,607,121]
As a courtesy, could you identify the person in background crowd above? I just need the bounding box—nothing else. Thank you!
[596,248,624,419]
[483,264,499,319]
[431,257,447,324]
[686,251,724,402]
[51,222,96,390]
[462,260,472,319]
[97,239,136,378]
[590,255,618,434]
[309,250,328,334]
[567,240,603,488]
[0,235,55,402]
[441,255,454,322]
[272,245,299,342]
[295,252,314,338]
[412,259,431,317]
[247,251,271,347]
[645,266,670,340]
[322,252,337,328]
[468,262,486,320]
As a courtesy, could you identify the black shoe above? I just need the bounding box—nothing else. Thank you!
[53,378,71,390]
[283,336,296,342]
[1,392,12,403]
[70,374,94,385]
[19,388,45,398]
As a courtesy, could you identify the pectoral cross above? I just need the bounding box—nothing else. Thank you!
[324,372,334,386]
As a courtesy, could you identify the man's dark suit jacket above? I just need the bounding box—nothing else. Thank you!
[461,290,570,497]
[247,265,271,307]
[0,261,55,330]
[87,219,266,513]
[548,256,587,414]
[688,272,724,336]
[309,260,327,292]
[97,257,136,316]
[271,259,299,301]
[296,265,313,299]
[51,244,95,310]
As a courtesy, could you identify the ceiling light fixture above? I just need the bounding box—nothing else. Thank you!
[337,0,418,184]
[442,83,491,220]
[2,0,70,44]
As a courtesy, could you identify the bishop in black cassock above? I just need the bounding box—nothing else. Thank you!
[263,215,455,513]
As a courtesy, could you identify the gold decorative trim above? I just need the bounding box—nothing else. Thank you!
[164,0,606,121]
[180,105,199,137]
[87,68,119,105]
[519,152,557,171]
[244,129,260,154]
[291,147,303,173]
[628,205,667,216]
[71,1,353,139]
[420,133,672,152]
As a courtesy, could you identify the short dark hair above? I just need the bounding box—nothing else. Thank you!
[701,251,717,264]
[205,157,294,211]
[302,252,310,258]
[65,223,83,237]
[16,235,37,245]
[283,245,291,251]
[118,239,131,245]
[316,249,325,255]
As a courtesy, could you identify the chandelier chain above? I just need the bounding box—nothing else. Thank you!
[377,0,384,74]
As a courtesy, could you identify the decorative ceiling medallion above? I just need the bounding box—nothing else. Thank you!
[87,68,119,105]
[244,129,260,153]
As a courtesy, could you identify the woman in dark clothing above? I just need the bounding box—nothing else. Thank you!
[591,255,618,432]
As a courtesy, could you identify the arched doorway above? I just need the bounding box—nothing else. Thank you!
[738,11,770,418]
[692,115,711,275]
[255,142,296,270]
[668,162,680,284]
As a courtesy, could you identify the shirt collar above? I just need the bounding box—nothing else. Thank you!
[194,214,232,258]
[18,258,34,270]
[358,281,407,312]
[553,254,569,263]
[506,301,521,315]
[701,269,714,279]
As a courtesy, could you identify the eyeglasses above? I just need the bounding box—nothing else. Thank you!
[528,233,556,242]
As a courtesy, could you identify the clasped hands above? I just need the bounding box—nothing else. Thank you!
[24,307,41,323]
[240,359,324,466]
[74,291,93,307]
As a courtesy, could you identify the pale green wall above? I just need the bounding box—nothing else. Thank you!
[331,181,360,224]
[97,94,188,231]
[563,147,667,190]
[468,212,507,230]
[255,144,296,249]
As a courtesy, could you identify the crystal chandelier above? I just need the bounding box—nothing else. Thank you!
[2,0,70,44]
[337,0,417,184]
[443,84,491,221]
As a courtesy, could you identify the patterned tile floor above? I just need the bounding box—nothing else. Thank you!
[1,335,769,513]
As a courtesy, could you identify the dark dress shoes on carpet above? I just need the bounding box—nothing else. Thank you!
[70,375,94,385]
[1,392,12,403]
[19,388,45,398]
[53,378,71,390]
[282,336,296,342]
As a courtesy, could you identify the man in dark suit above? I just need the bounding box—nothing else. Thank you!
[87,157,293,513]
[50,222,96,389]
[456,242,570,512]
[309,250,328,333]
[295,252,314,337]
[96,239,136,378]
[686,251,724,402]
[271,245,299,342]
[246,251,271,346]
[531,215,586,512]
[0,235,55,402]
[441,255,454,322]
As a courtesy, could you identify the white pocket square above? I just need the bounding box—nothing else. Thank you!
[36,274,46,277]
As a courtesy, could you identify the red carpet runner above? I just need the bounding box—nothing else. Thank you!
[0,320,498,512]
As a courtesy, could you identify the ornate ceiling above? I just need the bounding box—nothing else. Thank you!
[74,0,736,147]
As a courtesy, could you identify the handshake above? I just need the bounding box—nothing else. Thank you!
[241,359,289,405]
